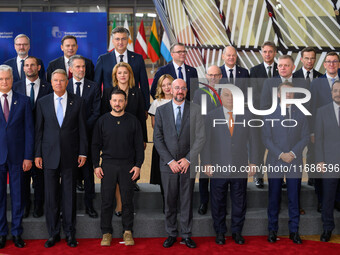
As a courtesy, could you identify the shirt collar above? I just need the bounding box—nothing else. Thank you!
[54,91,67,100]
[115,50,127,59]
[26,77,40,86]
[0,90,12,97]
[263,62,274,70]
[73,77,84,85]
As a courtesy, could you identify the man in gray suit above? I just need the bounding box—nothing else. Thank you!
[153,79,205,248]
[315,80,340,242]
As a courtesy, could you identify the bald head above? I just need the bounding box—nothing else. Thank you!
[171,79,187,104]
[206,65,222,87]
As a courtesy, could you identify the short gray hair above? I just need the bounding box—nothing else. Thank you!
[69,55,85,67]
[51,69,67,80]
[112,26,130,36]
[14,34,30,44]
[0,65,13,77]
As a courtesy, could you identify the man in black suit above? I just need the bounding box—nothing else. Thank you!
[12,56,53,218]
[94,27,150,110]
[293,47,322,81]
[46,35,95,83]
[250,41,278,189]
[35,69,88,248]
[220,46,249,96]
[150,43,198,100]
[4,34,45,82]
[67,55,100,218]
[315,80,340,242]
[153,79,205,248]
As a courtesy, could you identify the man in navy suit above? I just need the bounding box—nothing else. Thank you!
[46,35,95,84]
[67,55,100,218]
[150,43,198,101]
[262,82,309,244]
[202,87,259,245]
[35,69,88,248]
[4,34,45,82]
[310,52,340,213]
[315,80,340,242]
[12,56,53,219]
[94,27,149,110]
[193,65,223,215]
[250,41,278,189]
[220,46,249,96]
[0,65,34,249]
[293,47,322,81]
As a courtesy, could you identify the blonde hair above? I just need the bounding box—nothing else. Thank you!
[111,62,135,89]
[155,74,174,100]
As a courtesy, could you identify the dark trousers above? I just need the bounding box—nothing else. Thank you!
[100,161,135,234]
[210,178,247,234]
[0,162,24,236]
[23,165,44,209]
[44,164,77,237]
[268,177,301,233]
[321,178,340,231]
[199,177,209,205]
[161,169,195,238]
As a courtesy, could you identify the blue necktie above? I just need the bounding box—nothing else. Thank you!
[56,97,63,127]
[331,78,336,85]
[20,59,25,80]
[75,82,81,97]
[178,67,183,79]
[229,69,234,84]
[176,106,181,135]
[30,83,35,108]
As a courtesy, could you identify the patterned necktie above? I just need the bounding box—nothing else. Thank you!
[228,112,234,136]
[267,66,272,78]
[20,59,25,80]
[229,69,234,84]
[75,82,81,97]
[30,82,35,108]
[56,97,63,127]
[2,94,9,122]
[178,67,184,79]
[175,106,181,135]
[119,55,124,62]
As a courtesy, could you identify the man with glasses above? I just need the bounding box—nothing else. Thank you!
[4,34,45,82]
[94,26,149,111]
[150,43,198,100]
[293,47,322,82]
[310,52,340,213]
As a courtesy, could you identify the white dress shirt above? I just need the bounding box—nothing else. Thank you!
[72,78,85,97]
[0,90,13,111]
[263,62,275,77]
[115,50,128,63]
[224,65,236,81]
[173,62,187,82]
[26,78,40,102]
[17,56,27,78]
[302,67,314,81]
[64,56,70,74]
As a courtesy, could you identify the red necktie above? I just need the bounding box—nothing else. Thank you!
[3,94,9,122]
[68,69,73,79]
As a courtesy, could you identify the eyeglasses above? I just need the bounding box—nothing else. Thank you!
[173,86,187,91]
[303,57,316,61]
[207,74,221,78]
[15,43,29,47]
[325,60,339,65]
[173,51,187,54]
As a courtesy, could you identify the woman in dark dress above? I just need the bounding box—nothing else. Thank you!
[101,62,147,216]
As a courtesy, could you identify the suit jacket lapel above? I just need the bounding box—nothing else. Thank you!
[168,101,177,134]
[169,63,177,79]
[62,92,74,127]
[7,92,19,124]
[82,80,90,99]
[14,57,20,80]
[66,79,74,94]
[49,94,60,128]
[112,50,118,66]
[179,101,190,135]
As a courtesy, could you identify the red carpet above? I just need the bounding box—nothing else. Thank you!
[0,236,339,255]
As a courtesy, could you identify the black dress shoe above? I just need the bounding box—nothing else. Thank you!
[23,203,31,218]
[254,177,264,189]
[281,181,287,189]
[289,232,302,244]
[232,233,245,245]
[115,211,122,217]
[76,181,84,191]
[0,235,6,249]
[86,207,98,218]
[181,238,196,248]
[198,203,207,215]
[66,235,77,247]
[163,236,176,248]
[215,233,225,245]
[268,230,277,243]
[134,183,140,192]
[44,234,60,248]
[33,205,44,218]
[13,235,25,248]
[320,230,332,242]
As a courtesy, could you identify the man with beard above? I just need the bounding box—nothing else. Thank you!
[4,34,45,82]
[92,89,144,247]
[154,79,205,248]
[13,56,53,218]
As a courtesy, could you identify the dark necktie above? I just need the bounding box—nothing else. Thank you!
[178,67,184,79]
[20,59,25,80]
[75,82,81,97]
[68,69,72,79]
[306,71,310,80]
[229,69,234,84]
[119,55,124,62]
[267,66,272,78]
[175,106,181,135]
[30,82,35,108]
[2,94,9,122]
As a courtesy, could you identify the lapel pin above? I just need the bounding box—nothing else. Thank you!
[42,84,45,87]
[132,93,135,96]
[88,85,90,88]
[132,55,134,58]
[70,101,73,105]
[14,101,17,105]
[117,121,120,125]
